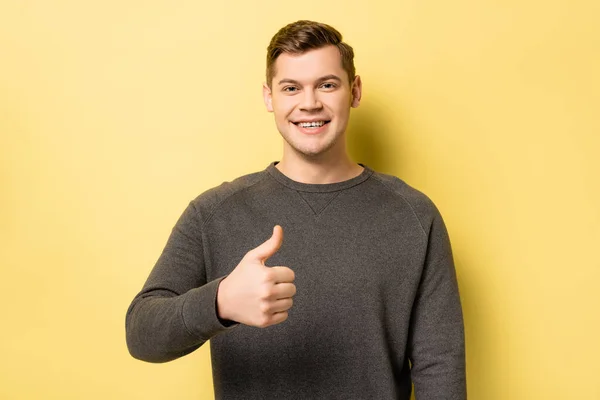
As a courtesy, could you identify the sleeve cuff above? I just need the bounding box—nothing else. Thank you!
[181,277,238,340]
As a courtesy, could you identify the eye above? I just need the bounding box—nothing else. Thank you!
[319,82,337,90]
[282,86,299,93]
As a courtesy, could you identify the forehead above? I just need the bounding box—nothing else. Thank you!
[273,45,348,83]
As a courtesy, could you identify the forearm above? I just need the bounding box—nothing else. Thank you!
[410,297,466,399]
[126,278,231,363]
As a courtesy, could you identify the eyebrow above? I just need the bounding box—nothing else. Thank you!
[277,74,343,86]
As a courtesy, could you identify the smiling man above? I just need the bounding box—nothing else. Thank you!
[263,44,362,182]
[126,20,466,399]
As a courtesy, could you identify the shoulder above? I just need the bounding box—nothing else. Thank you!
[187,168,270,225]
[368,170,443,235]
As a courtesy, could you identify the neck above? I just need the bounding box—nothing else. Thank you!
[276,147,363,184]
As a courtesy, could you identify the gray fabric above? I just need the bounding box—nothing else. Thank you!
[126,162,466,399]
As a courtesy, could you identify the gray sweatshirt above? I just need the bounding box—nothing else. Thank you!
[126,162,466,399]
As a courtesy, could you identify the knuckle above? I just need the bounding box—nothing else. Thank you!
[263,269,276,282]
[259,287,272,300]
[258,315,271,328]
[259,302,271,314]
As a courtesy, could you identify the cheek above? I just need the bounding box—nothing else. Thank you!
[327,94,351,114]
[273,100,294,120]
[331,102,351,120]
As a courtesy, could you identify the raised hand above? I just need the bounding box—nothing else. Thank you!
[216,225,296,328]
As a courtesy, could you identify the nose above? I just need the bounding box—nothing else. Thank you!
[299,90,323,112]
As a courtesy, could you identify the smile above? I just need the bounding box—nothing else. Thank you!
[293,120,330,128]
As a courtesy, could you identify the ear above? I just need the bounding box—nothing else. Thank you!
[351,75,362,108]
[263,82,273,112]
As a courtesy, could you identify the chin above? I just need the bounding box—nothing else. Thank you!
[293,143,337,158]
[280,132,339,158]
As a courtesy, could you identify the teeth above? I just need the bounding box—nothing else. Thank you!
[298,121,325,128]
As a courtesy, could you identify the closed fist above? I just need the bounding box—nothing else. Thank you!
[216,225,296,328]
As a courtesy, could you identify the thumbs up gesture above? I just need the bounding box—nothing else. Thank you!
[216,225,296,328]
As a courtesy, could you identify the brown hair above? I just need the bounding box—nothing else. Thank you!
[266,20,355,87]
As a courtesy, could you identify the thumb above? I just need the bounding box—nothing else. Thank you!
[248,225,284,263]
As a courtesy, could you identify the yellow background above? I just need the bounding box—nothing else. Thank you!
[1,0,598,399]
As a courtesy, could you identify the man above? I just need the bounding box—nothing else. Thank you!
[126,20,466,399]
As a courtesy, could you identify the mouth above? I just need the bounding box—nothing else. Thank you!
[292,120,331,129]
[291,120,331,136]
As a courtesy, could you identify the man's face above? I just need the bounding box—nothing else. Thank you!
[263,45,361,159]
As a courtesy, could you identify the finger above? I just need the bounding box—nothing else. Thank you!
[248,225,284,263]
[269,266,295,283]
[269,310,289,326]
[271,282,296,299]
[270,298,293,313]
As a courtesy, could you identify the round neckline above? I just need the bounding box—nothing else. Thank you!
[266,161,373,193]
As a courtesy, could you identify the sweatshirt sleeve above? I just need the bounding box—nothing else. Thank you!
[125,201,235,363]
[408,207,467,399]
